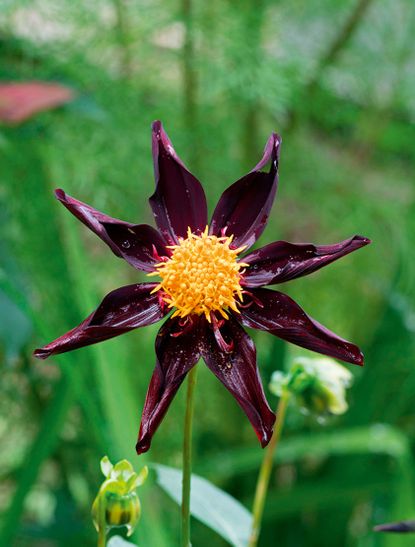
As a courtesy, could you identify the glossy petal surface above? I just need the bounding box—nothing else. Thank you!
[242,235,371,287]
[34,283,167,359]
[149,121,208,243]
[55,189,167,271]
[136,316,203,454]
[209,133,281,250]
[201,316,275,447]
[239,288,363,365]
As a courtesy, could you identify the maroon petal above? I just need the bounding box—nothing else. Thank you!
[209,132,281,250]
[200,316,275,447]
[242,235,371,287]
[149,121,208,243]
[55,189,167,271]
[239,288,364,365]
[34,283,167,359]
[136,316,203,454]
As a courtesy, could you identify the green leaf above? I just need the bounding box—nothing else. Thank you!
[0,289,32,365]
[196,424,411,479]
[154,464,252,547]
[0,373,74,543]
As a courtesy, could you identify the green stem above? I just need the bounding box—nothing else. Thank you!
[248,390,290,547]
[182,0,198,169]
[113,0,132,79]
[97,528,106,547]
[181,366,198,547]
[97,496,107,547]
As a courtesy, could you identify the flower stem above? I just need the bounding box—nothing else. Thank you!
[97,497,107,547]
[97,527,106,547]
[181,366,198,547]
[248,390,290,547]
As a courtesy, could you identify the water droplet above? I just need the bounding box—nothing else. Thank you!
[122,240,131,249]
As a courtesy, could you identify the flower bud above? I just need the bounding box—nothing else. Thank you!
[92,456,148,537]
[269,357,353,417]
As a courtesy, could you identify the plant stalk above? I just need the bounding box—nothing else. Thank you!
[181,366,198,547]
[248,390,290,547]
[97,528,106,547]
[182,0,198,169]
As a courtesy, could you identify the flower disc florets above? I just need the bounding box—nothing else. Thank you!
[149,227,248,321]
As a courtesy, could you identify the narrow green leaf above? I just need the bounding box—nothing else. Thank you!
[154,463,252,547]
[0,289,32,365]
[0,373,73,544]
[196,424,411,479]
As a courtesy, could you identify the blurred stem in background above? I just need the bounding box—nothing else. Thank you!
[287,0,374,131]
[249,357,354,546]
[182,0,198,168]
[181,4,198,538]
[113,0,132,79]
[242,0,264,166]
[309,0,374,91]
[248,390,290,547]
[181,366,198,547]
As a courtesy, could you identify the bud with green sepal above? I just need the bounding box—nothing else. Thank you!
[270,356,353,417]
[92,456,148,545]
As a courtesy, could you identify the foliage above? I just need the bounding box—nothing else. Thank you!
[0,0,414,546]
[154,464,252,547]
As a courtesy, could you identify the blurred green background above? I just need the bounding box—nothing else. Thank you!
[1,0,415,545]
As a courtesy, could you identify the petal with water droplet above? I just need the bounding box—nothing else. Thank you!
[200,316,275,447]
[238,288,364,365]
[34,283,168,359]
[149,121,208,243]
[55,189,167,271]
[209,133,281,250]
[242,236,371,287]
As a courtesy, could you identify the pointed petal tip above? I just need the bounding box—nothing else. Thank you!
[271,132,282,146]
[356,351,364,367]
[345,347,364,366]
[259,421,275,448]
[151,120,174,157]
[355,235,371,246]
[152,120,163,134]
[260,437,270,448]
[33,348,50,360]
[268,132,282,158]
[135,438,150,455]
[54,188,66,200]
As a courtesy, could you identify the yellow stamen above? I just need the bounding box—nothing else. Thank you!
[148,226,248,321]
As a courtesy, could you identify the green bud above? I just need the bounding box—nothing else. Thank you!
[270,357,353,417]
[92,456,148,537]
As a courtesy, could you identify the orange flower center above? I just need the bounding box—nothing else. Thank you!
[148,227,248,321]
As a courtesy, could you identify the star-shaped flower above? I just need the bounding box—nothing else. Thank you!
[34,121,370,453]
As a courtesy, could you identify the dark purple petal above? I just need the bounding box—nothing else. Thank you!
[149,121,208,243]
[238,288,364,365]
[34,283,167,359]
[136,316,203,454]
[209,132,281,250]
[200,316,275,447]
[242,235,371,287]
[55,189,167,272]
